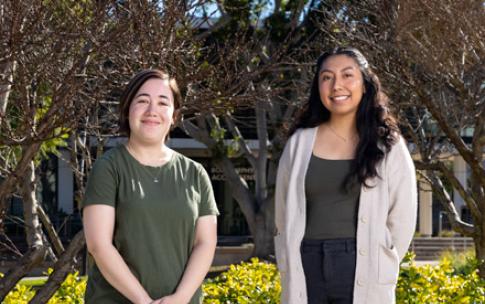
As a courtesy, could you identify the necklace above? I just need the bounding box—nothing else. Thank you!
[126,143,164,183]
[146,166,163,183]
[327,124,358,143]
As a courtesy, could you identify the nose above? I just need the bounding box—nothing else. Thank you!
[332,75,343,91]
[145,100,157,114]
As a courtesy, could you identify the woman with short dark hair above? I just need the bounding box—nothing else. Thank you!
[83,70,219,304]
[275,47,417,304]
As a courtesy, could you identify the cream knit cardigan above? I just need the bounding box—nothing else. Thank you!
[275,127,417,304]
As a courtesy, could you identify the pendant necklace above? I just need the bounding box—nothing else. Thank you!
[327,124,358,143]
[147,166,163,183]
[126,143,164,183]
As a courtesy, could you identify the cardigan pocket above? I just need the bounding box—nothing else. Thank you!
[378,244,400,285]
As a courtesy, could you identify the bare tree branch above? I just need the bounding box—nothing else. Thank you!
[223,112,257,167]
[415,160,481,220]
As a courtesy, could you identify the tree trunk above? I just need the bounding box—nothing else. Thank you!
[181,117,277,257]
[219,155,276,258]
[0,160,54,300]
[252,211,275,259]
[22,161,44,248]
[23,159,56,264]
[0,159,49,301]
[475,230,485,279]
[29,230,86,304]
[0,142,42,219]
[0,59,15,232]
[37,204,65,257]
[215,158,256,223]
[0,59,15,120]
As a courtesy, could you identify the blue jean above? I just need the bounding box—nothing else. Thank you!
[300,238,356,304]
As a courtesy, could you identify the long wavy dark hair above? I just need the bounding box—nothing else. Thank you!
[289,47,400,188]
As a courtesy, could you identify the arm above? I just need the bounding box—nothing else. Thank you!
[386,138,418,260]
[83,205,153,304]
[157,215,218,304]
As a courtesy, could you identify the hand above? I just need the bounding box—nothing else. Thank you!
[136,296,154,304]
[155,293,188,304]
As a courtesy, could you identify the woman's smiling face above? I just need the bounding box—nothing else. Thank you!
[318,54,365,119]
[128,78,175,144]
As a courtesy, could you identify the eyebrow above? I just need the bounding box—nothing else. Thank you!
[320,66,355,74]
[134,93,170,100]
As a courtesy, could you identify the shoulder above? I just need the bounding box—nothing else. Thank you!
[172,150,198,167]
[284,127,317,152]
[385,136,414,172]
[387,136,411,157]
[289,127,317,142]
[279,127,317,168]
[171,152,213,191]
[99,145,124,160]
[171,150,207,175]
[90,145,125,172]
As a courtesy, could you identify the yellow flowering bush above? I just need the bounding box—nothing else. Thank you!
[203,257,281,304]
[3,251,485,303]
[2,270,86,304]
[397,252,485,303]
[46,270,86,304]
[204,252,485,304]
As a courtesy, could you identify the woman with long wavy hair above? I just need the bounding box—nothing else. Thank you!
[275,47,417,304]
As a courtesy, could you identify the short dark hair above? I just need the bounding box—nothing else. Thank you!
[118,69,182,136]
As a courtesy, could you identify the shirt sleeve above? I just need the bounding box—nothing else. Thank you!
[275,139,292,236]
[274,137,292,275]
[82,156,118,209]
[386,137,418,261]
[196,164,219,217]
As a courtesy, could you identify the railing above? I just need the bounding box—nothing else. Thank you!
[410,237,474,260]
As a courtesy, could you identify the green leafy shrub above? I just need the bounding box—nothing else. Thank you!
[203,257,281,304]
[3,251,484,303]
[397,252,485,303]
[2,270,86,304]
[46,270,86,304]
[439,249,478,276]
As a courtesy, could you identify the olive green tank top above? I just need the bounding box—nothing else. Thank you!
[304,154,360,239]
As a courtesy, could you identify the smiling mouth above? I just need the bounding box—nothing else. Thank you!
[141,120,160,125]
[331,95,350,102]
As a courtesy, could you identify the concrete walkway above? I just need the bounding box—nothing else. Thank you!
[402,260,439,268]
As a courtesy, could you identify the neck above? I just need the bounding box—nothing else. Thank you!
[327,115,358,140]
[126,137,171,165]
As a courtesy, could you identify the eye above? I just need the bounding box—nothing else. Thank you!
[136,98,149,104]
[321,74,332,82]
[158,100,169,106]
[344,73,354,78]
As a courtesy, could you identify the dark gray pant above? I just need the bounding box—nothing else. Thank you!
[300,238,356,304]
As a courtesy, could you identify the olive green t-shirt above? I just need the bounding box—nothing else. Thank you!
[304,154,360,239]
[82,145,219,303]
